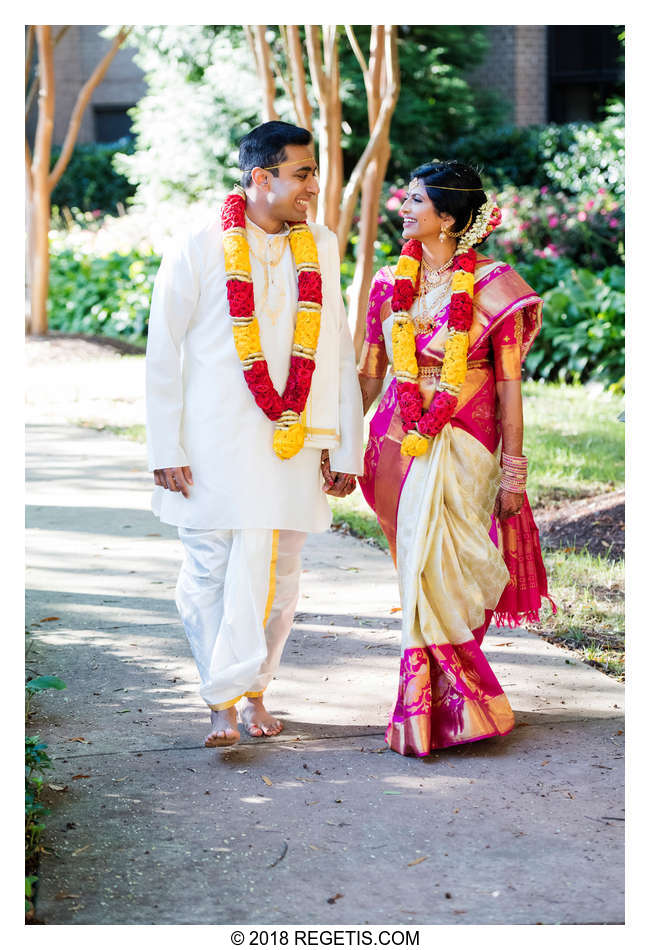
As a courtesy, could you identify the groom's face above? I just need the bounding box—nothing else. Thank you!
[265,145,320,223]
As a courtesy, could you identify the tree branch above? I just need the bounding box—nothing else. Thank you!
[25,26,34,89]
[53,26,70,47]
[337,26,400,252]
[269,30,300,121]
[243,25,259,72]
[25,136,33,194]
[49,26,131,191]
[305,25,327,101]
[344,25,368,77]
[252,26,279,122]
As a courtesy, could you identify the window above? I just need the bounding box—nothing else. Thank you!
[547,26,624,123]
[93,105,134,143]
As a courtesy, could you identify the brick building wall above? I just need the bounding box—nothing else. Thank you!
[514,26,548,126]
[27,26,146,146]
[468,25,548,127]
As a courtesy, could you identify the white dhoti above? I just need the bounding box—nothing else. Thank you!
[176,527,306,709]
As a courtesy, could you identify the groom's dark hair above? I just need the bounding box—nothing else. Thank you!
[239,121,313,188]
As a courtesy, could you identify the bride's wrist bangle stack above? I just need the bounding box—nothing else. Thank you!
[500,452,528,494]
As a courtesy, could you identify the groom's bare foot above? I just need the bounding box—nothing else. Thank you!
[205,707,240,747]
[240,696,283,738]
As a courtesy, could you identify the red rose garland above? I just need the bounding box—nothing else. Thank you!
[392,243,477,443]
[221,187,323,459]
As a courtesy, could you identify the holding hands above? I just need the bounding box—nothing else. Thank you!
[320,450,357,497]
[153,466,194,498]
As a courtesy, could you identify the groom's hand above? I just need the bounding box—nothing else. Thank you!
[153,465,193,498]
[321,451,356,497]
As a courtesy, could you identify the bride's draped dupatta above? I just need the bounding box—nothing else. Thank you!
[359,259,554,756]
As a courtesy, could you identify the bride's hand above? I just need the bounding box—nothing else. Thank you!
[493,488,523,521]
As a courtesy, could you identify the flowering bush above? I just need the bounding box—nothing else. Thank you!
[490,184,624,270]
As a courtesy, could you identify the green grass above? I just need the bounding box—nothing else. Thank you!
[75,420,146,442]
[521,381,624,507]
[535,547,624,680]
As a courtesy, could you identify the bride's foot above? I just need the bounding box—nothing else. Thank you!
[240,696,283,738]
[205,707,240,747]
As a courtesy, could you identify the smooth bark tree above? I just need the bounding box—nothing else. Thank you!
[25,25,130,335]
[243,25,400,353]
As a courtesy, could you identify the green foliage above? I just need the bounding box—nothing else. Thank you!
[51,139,136,213]
[48,246,160,343]
[337,26,504,180]
[25,674,66,915]
[25,675,66,694]
[117,25,500,208]
[115,26,265,205]
[515,258,625,390]
[25,734,51,912]
[449,106,624,198]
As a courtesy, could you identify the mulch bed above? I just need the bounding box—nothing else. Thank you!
[534,489,624,561]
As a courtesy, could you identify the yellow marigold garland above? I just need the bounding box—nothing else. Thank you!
[221,187,323,460]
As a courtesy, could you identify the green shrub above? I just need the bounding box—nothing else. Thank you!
[48,246,160,343]
[516,257,624,390]
[51,139,136,214]
[448,107,624,198]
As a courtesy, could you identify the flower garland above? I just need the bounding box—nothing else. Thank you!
[392,202,502,457]
[221,185,322,460]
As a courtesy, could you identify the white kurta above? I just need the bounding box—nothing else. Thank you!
[146,215,364,531]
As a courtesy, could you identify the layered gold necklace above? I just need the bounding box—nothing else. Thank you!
[411,255,455,334]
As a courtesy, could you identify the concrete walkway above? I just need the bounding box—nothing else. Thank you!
[26,422,625,925]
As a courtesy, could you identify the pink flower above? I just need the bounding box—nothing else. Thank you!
[609,218,620,228]
[386,196,402,211]
[519,221,530,232]
[548,216,559,228]
[598,188,607,196]
[540,186,549,195]
[578,211,587,222]
[585,200,595,210]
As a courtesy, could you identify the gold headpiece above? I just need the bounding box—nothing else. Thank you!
[262,156,318,171]
[409,177,485,192]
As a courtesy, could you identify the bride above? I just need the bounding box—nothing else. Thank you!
[356,160,554,757]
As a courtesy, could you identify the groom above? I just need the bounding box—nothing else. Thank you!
[146,121,363,747]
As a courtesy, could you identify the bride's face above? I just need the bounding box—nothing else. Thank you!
[399,179,452,241]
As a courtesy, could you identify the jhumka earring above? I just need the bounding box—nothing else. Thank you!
[438,227,448,244]
[447,211,474,239]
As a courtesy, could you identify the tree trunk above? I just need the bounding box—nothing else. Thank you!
[27,25,131,335]
[30,26,55,336]
[253,26,279,122]
[338,27,400,352]
[348,139,391,355]
[305,25,343,232]
[285,26,312,131]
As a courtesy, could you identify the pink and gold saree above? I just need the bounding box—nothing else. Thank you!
[358,257,554,757]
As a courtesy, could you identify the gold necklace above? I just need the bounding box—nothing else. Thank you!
[411,273,453,334]
[419,254,454,295]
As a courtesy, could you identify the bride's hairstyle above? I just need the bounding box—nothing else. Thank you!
[411,160,488,242]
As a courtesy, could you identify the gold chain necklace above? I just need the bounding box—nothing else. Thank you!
[419,254,455,295]
[411,272,453,334]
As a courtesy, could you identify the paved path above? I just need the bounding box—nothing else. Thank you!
[26,422,625,925]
